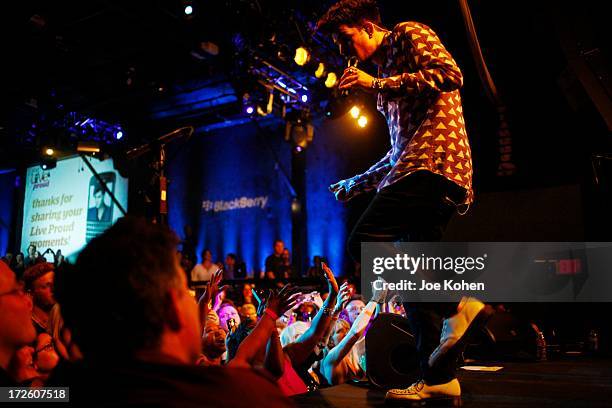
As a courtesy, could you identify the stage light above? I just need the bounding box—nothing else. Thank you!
[44,148,54,156]
[40,157,57,170]
[77,141,101,153]
[301,94,308,103]
[291,197,302,213]
[246,106,254,114]
[350,106,361,119]
[357,115,368,128]
[315,63,325,78]
[294,47,310,66]
[115,130,124,140]
[325,72,337,88]
[184,5,193,15]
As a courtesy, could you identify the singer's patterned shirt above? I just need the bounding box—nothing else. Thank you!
[349,22,473,205]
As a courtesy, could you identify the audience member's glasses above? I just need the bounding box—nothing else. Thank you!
[0,281,26,298]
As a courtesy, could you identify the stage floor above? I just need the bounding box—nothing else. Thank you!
[293,357,612,407]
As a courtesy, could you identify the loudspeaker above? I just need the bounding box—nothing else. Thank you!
[466,311,539,361]
[365,313,420,388]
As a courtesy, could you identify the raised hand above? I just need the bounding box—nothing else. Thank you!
[266,284,302,317]
[198,268,226,308]
[321,262,339,295]
[334,281,351,314]
[371,277,388,304]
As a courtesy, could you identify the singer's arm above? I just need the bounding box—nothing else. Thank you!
[374,22,463,94]
[350,150,393,194]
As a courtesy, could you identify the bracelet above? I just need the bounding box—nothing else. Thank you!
[321,307,334,316]
[371,77,384,90]
[264,308,279,321]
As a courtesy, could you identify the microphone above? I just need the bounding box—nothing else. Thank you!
[341,56,360,97]
[125,126,194,159]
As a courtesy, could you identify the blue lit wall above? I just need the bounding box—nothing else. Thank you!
[167,119,351,276]
[167,121,293,276]
[0,171,16,256]
[305,119,351,275]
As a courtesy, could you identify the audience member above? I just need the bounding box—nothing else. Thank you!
[305,256,325,278]
[23,263,56,335]
[197,322,227,367]
[54,250,65,268]
[0,261,36,385]
[345,297,366,325]
[50,217,293,407]
[264,239,285,279]
[11,252,26,279]
[24,244,38,268]
[321,281,387,385]
[241,283,254,305]
[190,248,220,283]
[224,253,237,280]
[1,252,13,266]
[218,302,241,333]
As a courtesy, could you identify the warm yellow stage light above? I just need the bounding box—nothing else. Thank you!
[357,115,368,128]
[315,62,325,78]
[350,106,361,119]
[325,72,337,88]
[44,148,54,156]
[294,47,310,66]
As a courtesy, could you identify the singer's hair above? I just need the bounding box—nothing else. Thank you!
[316,0,381,34]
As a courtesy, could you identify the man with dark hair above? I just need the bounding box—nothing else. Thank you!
[87,184,111,222]
[318,1,489,403]
[50,217,293,407]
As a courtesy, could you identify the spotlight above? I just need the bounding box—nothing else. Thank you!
[294,47,310,66]
[291,197,302,213]
[115,130,124,140]
[44,147,54,156]
[184,5,193,15]
[40,157,57,170]
[325,72,337,88]
[350,106,361,119]
[315,63,325,78]
[77,141,101,153]
[357,115,368,128]
[301,94,308,103]
[246,106,254,114]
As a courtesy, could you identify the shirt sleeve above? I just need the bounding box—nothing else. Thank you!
[349,149,394,196]
[378,22,463,94]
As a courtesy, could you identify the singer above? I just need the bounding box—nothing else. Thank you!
[317,0,490,404]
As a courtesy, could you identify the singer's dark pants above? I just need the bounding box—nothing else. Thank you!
[347,170,466,385]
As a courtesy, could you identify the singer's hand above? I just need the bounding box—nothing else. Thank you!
[329,178,356,202]
[339,67,375,92]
